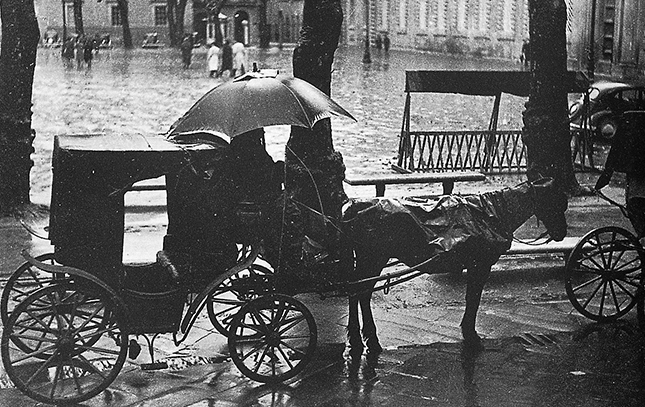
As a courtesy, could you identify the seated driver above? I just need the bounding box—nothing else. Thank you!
[595,111,645,239]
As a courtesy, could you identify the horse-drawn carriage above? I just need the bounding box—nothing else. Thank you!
[0,73,640,405]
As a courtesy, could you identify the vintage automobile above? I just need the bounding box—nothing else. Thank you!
[569,81,645,141]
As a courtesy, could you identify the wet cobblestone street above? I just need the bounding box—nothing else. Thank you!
[0,45,643,406]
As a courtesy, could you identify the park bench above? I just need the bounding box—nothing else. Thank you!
[343,170,486,197]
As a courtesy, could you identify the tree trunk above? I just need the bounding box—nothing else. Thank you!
[167,0,179,46]
[270,0,345,278]
[167,0,188,47]
[0,0,40,215]
[118,0,133,49]
[73,0,84,36]
[259,0,270,48]
[523,0,582,195]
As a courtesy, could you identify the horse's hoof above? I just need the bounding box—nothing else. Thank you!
[343,345,364,361]
[462,334,484,352]
[365,344,383,360]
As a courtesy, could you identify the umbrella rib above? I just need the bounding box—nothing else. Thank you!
[277,80,314,128]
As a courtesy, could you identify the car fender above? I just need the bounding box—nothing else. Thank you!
[589,110,613,126]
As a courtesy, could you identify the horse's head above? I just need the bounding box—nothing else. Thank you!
[530,178,568,241]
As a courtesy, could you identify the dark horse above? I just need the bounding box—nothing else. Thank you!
[341,178,568,357]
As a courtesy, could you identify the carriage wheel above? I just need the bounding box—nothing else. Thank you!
[228,294,317,383]
[1,253,65,325]
[206,264,273,336]
[1,282,128,405]
[565,226,644,321]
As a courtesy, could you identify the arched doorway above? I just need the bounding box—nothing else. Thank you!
[234,10,250,44]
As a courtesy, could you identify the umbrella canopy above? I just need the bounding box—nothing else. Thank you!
[167,71,356,141]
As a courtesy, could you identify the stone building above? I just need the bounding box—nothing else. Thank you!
[35,0,193,46]
[342,0,530,61]
[568,0,645,82]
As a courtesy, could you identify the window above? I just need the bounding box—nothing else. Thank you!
[111,5,122,26]
[398,1,407,31]
[379,1,389,31]
[419,0,427,30]
[154,5,168,26]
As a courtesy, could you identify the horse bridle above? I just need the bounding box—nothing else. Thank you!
[512,180,554,246]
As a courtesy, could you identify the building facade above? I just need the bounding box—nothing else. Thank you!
[196,0,263,46]
[341,0,530,60]
[266,0,303,45]
[34,0,193,46]
[568,0,645,82]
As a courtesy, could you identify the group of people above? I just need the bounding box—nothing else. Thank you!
[206,39,247,78]
[61,34,100,70]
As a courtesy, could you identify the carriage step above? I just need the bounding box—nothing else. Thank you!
[507,237,581,256]
[141,362,169,371]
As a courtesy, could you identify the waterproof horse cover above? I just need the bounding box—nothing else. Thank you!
[343,193,512,269]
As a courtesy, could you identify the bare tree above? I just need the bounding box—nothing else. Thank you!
[271,0,345,277]
[167,0,190,47]
[72,0,84,35]
[523,0,584,195]
[0,0,40,215]
[117,0,133,48]
[258,0,270,48]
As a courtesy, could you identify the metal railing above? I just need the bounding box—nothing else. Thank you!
[396,129,596,174]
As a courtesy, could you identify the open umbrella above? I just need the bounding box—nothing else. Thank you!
[167,71,356,141]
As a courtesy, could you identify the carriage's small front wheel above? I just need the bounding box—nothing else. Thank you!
[228,294,317,383]
[1,282,128,405]
[206,263,273,336]
[565,226,644,321]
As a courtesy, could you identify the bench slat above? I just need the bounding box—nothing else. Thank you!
[344,171,486,186]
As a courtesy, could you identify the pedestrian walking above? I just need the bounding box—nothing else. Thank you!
[207,41,220,77]
[231,40,247,77]
[83,37,94,69]
[383,34,390,52]
[180,34,193,69]
[75,35,85,69]
[520,39,531,68]
[61,37,75,69]
[219,40,233,78]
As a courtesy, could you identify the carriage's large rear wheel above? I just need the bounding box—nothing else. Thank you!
[565,226,644,321]
[1,282,128,405]
[1,253,65,325]
[228,294,317,383]
[206,263,273,336]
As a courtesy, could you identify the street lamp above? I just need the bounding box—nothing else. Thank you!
[362,0,371,63]
[62,0,67,41]
[587,0,596,81]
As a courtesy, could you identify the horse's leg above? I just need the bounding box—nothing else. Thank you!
[359,290,383,358]
[345,294,364,359]
[460,261,492,348]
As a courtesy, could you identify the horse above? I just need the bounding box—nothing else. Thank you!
[340,177,568,357]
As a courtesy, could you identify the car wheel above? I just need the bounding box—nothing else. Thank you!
[596,117,618,141]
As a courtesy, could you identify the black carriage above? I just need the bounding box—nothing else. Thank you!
[0,133,287,404]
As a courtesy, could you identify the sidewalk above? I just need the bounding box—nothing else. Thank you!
[0,178,643,406]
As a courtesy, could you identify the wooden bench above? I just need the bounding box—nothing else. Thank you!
[343,171,486,197]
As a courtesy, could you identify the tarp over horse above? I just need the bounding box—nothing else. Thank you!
[342,192,515,273]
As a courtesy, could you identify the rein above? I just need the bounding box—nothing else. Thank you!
[595,189,632,219]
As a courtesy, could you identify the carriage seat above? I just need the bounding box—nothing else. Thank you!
[120,251,187,293]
